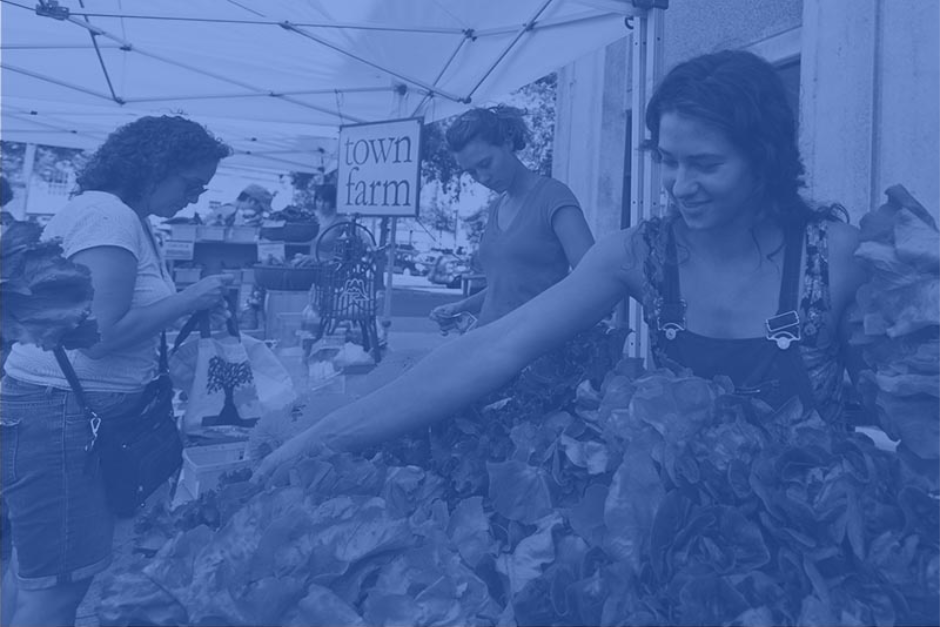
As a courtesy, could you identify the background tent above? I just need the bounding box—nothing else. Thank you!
[1,0,635,173]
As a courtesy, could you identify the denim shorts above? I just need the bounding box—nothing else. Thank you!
[0,376,143,589]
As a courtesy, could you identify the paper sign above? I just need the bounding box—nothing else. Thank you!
[257,241,286,264]
[337,117,422,218]
[163,240,195,260]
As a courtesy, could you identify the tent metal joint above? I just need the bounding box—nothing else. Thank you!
[34,0,69,20]
[463,28,477,41]
[632,0,668,9]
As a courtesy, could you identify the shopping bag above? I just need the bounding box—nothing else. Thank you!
[169,313,295,433]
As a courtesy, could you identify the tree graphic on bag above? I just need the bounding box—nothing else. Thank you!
[204,356,256,427]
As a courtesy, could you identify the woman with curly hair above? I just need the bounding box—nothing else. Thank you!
[257,49,867,475]
[1,115,233,626]
[429,104,595,333]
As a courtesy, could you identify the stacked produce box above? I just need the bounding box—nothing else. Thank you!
[850,185,939,478]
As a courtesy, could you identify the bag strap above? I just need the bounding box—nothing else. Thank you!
[173,309,240,354]
[54,329,170,451]
[157,330,169,375]
[53,346,94,418]
[53,346,101,451]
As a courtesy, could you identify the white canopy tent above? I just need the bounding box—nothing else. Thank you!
[1,0,642,174]
[2,0,666,348]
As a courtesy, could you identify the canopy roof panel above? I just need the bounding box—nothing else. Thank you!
[1,0,634,172]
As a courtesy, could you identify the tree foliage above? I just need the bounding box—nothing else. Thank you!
[0,141,89,188]
[1,141,26,186]
[33,145,88,185]
[461,207,488,248]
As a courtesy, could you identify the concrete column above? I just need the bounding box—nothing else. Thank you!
[553,38,631,239]
[874,0,939,215]
[799,0,879,219]
[800,0,939,220]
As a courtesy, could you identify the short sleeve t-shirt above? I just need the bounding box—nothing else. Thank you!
[476,176,583,326]
[5,192,176,392]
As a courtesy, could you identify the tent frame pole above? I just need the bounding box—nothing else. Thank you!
[464,0,555,101]
[625,4,665,360]
[26,10,365,122]
[281,22,469,105]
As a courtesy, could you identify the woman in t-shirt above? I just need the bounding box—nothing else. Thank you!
[0,116,233,627]
[429,106,595,332]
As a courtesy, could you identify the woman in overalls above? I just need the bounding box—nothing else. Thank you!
[256,49,867,473]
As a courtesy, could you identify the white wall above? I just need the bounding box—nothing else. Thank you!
[554,0,939,231]
[802,0,939,221]
[554,38,629,239]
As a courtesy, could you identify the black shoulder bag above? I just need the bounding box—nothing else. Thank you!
[53,332,183,518]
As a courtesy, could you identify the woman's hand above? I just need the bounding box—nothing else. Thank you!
[252,431,317,484]
[180,274,234,312]
[429,302,465,334]
[208,300,232,330]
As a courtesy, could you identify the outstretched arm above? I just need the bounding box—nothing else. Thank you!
[552,205,595,268]
[255,229,644,477]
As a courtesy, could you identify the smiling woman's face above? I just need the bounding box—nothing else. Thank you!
[658,112,758,231]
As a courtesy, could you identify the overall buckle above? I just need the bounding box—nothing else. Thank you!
[657,301,687,341]
[766,310,801,350]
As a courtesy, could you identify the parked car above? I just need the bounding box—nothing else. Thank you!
[428,252,471,289]
[391,245,430,276]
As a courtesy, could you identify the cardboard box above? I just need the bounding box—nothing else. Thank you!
[176,442,251,502]
[197,225,226,241]
[227,226,258,243]
[173,267,202,283]
[164,240,195,261]
[171,224,197,241]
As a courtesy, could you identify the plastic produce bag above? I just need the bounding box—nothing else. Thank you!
[170,314,296,434]
[332,341,375,370]
[851,184,939,465]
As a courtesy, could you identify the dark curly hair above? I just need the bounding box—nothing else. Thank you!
[445,105,530,153]
[644,50,840,224]
[76,116,231,205]
[315,183,337,207]
[0,176,13,207]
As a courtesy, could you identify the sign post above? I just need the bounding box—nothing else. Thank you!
[336,117,423,343]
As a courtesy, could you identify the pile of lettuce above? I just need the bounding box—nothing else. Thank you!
[0,220,98,350]
[849,185,939,487]
[100,364,937,626]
